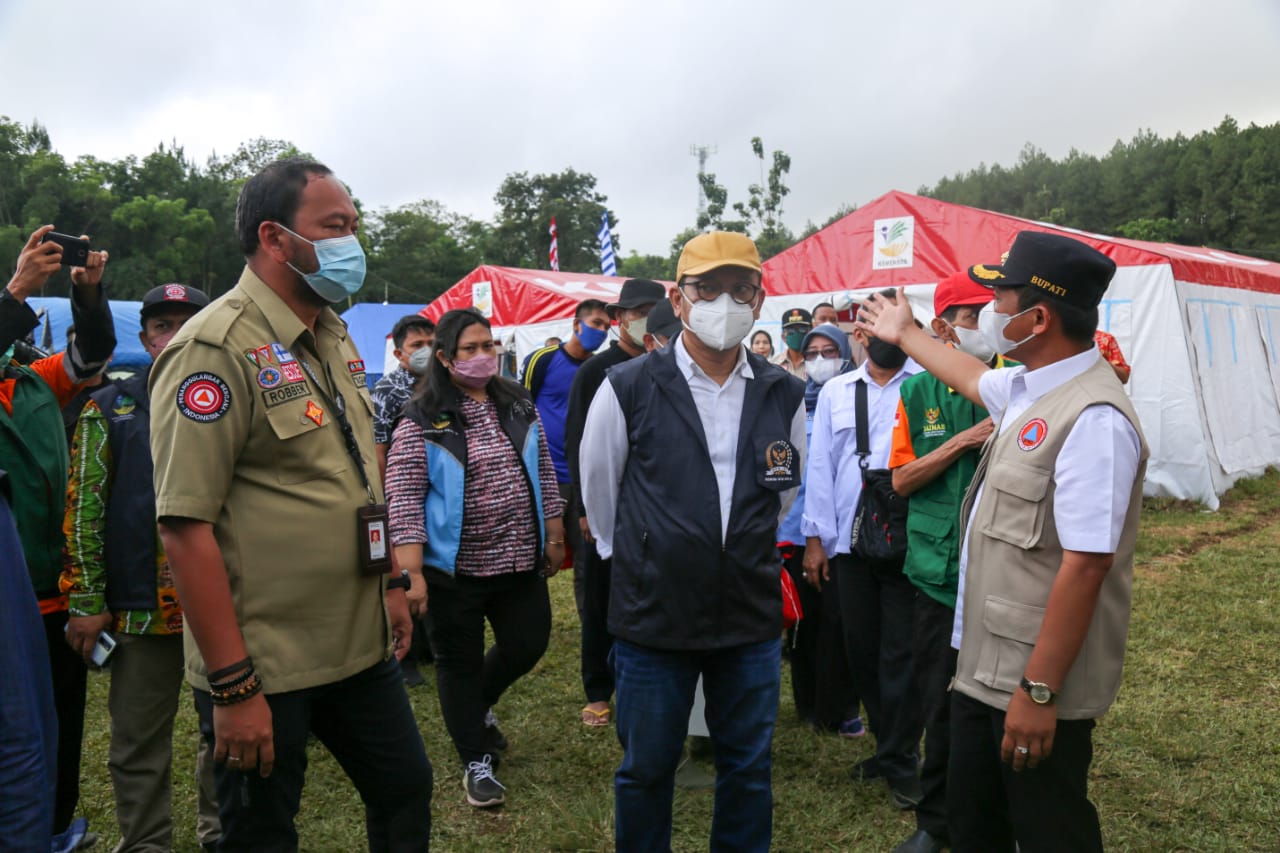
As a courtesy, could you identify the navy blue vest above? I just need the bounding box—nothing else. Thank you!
[91,368,160,610]
[605,344,804,650]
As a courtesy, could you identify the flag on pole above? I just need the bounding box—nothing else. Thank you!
[548,217,560,271]
[598,210,617,276]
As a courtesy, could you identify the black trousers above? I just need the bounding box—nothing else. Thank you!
[833,554,922,783]
[912,592,957,840]
[782,548,857,729]
[578,540,615,705]
[948,691,1102,853]
[42,610,86,834]
[426,570,551,764]
[195,657,433,852]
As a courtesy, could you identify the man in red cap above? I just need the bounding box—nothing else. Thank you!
[884,271,1009,853]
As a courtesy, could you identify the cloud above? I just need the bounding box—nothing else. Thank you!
[2,0,1278,257]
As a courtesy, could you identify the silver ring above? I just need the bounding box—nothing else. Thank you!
[228,756,242,763]
[1015,746,1029,755]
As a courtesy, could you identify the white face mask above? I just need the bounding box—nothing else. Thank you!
[682,292,756,351]
[806,355,843,385]
[950,323,997,362]
[621,316,648,348]
[978,303,1037,356]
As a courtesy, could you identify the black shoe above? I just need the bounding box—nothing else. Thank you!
[892,829,945,853]
[888,774,924,810]
[483,708,508,752]
[463,755,506,807]
[401,659,425,687]
[850,756,882,781]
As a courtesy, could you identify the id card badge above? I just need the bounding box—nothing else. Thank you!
[357,504,392,576]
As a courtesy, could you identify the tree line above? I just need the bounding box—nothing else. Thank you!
[3,114,1277,307]
[920,116,1280,258]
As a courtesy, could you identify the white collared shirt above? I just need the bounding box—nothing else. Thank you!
[951,346,1142,649]
[801,358,922,557]
[579,337,806,558]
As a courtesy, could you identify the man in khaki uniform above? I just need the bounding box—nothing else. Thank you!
[857,231,1147,853]
[150,157,431,850]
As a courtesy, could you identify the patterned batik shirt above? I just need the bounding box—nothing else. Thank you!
[61,399,183,635]
[372,366,418,446]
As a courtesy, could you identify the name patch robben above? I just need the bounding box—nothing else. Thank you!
[262,383,311,408]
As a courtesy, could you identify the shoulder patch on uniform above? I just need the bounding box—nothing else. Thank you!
[176,373,232,422]
[191,297,245,346]
[1017,418,1048,451]
[257,367,283,389]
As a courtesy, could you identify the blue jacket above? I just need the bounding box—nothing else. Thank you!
[405,383,546,579]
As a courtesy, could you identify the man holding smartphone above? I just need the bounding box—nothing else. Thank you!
[1,224,114,846]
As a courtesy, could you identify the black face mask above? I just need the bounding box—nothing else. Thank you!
[866,337,908,370]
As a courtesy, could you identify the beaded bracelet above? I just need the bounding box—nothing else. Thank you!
[209,667,256,693]
[210,673,263,706]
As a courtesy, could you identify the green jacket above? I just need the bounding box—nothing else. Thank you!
[0,364,71,597]
[897,371,990,609]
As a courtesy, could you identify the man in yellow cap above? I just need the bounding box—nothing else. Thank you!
[580,231,806,852]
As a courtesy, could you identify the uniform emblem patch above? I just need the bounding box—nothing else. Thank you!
[164,284,187,300]
[243,349,261,367]
[764,440,795,483]
[281,362,305,383]
[112,396,136,417]
[177,373,231,423]
[257,367,283,389]
[924,407,941,424]
[1018,418,1048,451]
[305,400,324,426]
[271,343,296,364]
[348,359,365,374]
[253,345,274,366]
[262,383,309,407]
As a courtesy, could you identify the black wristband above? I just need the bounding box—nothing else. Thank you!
[386,570,411,592]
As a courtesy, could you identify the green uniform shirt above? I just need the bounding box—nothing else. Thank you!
[150,267,388,693]
[890,359,1011,609]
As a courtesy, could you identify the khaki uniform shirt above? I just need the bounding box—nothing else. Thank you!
[771,349,807,380]
[150,267,389,693]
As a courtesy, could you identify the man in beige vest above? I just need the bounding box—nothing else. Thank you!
[857,231,1148,853]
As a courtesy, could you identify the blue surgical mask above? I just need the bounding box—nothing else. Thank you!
[277,223,367,303]
[577,324,607,352]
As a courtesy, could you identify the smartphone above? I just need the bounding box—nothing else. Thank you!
[91,631,117,667]
[40,231,91,267]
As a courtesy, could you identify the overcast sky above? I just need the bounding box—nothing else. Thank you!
[3,0,1278,259]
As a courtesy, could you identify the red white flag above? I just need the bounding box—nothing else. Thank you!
[549,217,560,271]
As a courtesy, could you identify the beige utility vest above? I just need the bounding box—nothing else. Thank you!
[954,357,1149,719]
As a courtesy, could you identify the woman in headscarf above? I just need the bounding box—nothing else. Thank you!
[776,324,863,736]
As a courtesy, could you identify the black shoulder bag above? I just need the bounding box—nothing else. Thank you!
[849,379,908,563]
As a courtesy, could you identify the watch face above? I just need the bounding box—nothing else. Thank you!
[1030,684,1052,704]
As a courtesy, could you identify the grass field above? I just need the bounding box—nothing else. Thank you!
[76,468,1280,851]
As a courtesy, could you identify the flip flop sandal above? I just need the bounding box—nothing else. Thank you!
[581,705,612,727]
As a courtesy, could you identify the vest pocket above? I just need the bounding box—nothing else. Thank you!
[980,462,1051,549]
[972,596,1045,694]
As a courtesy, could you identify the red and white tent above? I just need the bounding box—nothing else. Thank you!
[421,265,673,362]
[761,190,1280,508]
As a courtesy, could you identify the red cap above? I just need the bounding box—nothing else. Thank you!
[933,270,994,317]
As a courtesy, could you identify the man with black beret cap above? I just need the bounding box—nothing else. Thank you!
[64,283,222,851]
[857,230,1149,853]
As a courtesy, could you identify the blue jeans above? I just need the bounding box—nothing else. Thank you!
[613,638,781,853]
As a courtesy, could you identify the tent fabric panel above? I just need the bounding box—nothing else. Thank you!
[27,296,149,367]
[1181,283,1280,478]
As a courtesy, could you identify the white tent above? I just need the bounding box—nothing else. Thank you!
[761,191,1280,509]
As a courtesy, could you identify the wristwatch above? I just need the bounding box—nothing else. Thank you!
[385,570,411,592]
[1020,676,1056,705]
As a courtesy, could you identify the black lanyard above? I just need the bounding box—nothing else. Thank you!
[294,349,377,506]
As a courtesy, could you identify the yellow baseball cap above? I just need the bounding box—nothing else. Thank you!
[676,231,763,281]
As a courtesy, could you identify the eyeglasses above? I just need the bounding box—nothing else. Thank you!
[678,279,761,306]
[802,347,840,361]
[456,341,499,356]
